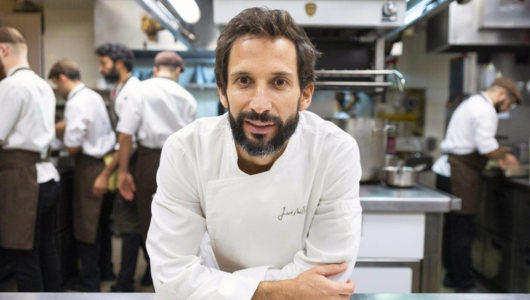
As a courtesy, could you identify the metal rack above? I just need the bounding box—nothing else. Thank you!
[315,69,406,91]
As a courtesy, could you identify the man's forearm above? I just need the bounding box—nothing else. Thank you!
[101,151,120,176]
[118,133,133,174]
[252,280,295,300]
[55,120,66,141]
[67,147,80,157]
[485,148,507,160]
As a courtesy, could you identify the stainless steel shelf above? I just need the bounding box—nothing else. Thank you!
[315,69,406,91]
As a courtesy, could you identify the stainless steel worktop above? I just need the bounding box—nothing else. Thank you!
[359,184,461,213]
[1,293,529,300]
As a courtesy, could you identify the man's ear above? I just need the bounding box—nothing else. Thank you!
[58,74,69,84]
[299,82,314,111]
[115,60,125,72]
[499,88,508,101]
[0,44,9,58]
[218,86,229,109]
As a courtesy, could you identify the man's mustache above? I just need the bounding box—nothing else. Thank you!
[239,111,282,123]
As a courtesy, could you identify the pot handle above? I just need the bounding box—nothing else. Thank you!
[413,163,427,172]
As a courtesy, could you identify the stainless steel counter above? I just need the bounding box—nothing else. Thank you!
[360,184,461,212]
[1,293,529,300]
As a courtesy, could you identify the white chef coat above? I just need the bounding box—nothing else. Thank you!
[147,111,362,300]
[114,75,141,119]
[113,75,141,151]
[0,65,59,183]
[117,77,196,149]
[433,92,499,177]
[63,83,116,158]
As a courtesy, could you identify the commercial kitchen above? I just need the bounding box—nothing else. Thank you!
[0,0,530,299]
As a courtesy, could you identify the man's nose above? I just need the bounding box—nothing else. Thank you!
[248,82,272,114]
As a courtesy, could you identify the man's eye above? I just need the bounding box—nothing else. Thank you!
[275,79,287,86]
[237,77,250,84]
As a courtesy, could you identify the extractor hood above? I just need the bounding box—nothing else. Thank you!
[386,0,455,39]
[426,0,530,53]
[213,0,406,30]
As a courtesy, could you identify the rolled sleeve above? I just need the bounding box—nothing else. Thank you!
[64,103,88,148]
[0,82,23,142]
[116,91,143,136]
[474,111,499,155]
[147,137,261,300]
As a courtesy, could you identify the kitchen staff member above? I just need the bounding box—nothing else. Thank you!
[93,43,153,291]
[0,26,61,292]
[93,43,140,197]
[117,51,197,241]
[147,8,361,300]
[433,77,521,293]
[49,58,116,292]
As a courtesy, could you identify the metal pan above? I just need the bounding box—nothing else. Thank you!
[383,163,427,188]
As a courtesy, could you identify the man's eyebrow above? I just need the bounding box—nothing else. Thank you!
[229,71,251,77]
[228,71,296,77]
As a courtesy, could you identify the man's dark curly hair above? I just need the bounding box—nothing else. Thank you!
[215,7,321,96]
[95,43,135,72]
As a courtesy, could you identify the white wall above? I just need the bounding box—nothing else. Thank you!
[395,29,456,156]
[43,0,99,88]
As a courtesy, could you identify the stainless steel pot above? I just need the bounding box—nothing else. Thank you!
[383,163,427,188]
[332,118,393,182]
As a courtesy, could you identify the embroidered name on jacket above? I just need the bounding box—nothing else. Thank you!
[278,206,307,221]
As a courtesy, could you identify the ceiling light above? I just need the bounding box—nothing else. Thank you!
[167,0,201,24]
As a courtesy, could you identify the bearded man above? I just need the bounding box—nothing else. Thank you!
[147,7,363,300]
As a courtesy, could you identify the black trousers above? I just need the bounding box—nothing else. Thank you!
[437,174,476,289]
[76,229,101,291]
[115,233,150,292]
[99,191,115,278]
[1,180,62,292]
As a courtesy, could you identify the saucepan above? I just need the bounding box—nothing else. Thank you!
[382,162,427,188]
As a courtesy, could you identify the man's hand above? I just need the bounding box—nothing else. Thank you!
[498,153,519,170]
[252,263,354,300]
[93,172,109,197]
[119,171,136,201]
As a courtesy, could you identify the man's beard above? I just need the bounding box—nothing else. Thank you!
[228,102,300,157]
[494,98,507,113]
[103,64,120,83]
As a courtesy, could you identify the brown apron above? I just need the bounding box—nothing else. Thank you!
[0,148,40,250]
[135,145,162,240]
[448,152,488,215]
[112,151,142,235]
[73,153,106,244]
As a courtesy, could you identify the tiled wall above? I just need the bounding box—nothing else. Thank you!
[395,29,455,157]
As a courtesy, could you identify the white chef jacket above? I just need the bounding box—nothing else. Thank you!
[63,83,116,158]
[113,75,141,151]
[117,77,196,149]
[0,65,59,183]
[115,75,141,119]
[147,111,362,300]
[433,92,499,177]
